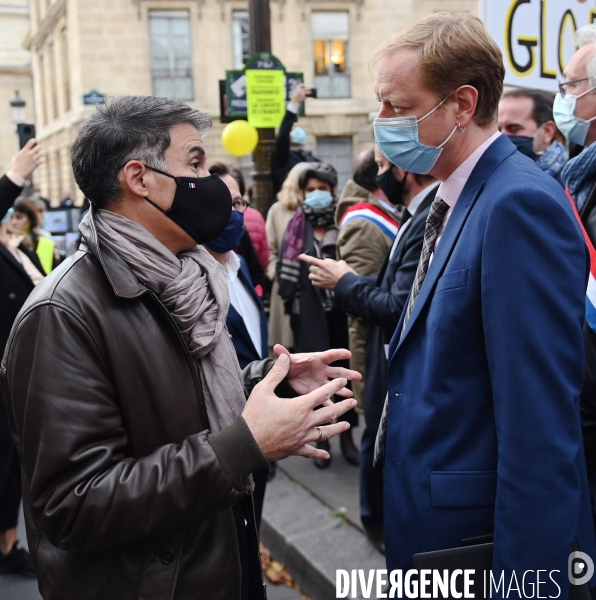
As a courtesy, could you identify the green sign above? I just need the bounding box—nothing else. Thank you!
[246,69,286,128]
[222,52,304,123]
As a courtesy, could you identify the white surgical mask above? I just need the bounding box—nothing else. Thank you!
[553,84,596,146]
[374,95,458,175]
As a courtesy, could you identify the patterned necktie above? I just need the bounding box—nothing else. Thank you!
[373,195,450,465]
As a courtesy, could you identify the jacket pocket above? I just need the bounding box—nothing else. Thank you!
[434,268,468,294]
[430,470,496,508]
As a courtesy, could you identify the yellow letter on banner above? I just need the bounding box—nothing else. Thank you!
[246,69,286,129]
[504,0,538,77]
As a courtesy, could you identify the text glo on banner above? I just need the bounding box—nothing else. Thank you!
[479,0,596,92]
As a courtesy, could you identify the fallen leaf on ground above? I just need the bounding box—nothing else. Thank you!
[260,543,312,599]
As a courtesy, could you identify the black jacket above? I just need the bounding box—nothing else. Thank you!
[284,221,348,353]
[0,174,45,440]
[1,206,272,599]
[273,110,319,194]
[334,186,436,428]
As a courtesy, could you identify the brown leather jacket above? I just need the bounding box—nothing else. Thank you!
[0,209,272,600]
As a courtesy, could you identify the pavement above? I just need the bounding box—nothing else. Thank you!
[0,423,382,600]
[0,509,41,600]
[261,421,386,600]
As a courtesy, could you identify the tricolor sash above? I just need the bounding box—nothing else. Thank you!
[566,188,596,332]
[339,202,399,240]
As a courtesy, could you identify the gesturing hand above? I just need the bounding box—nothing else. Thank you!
[242,353,357,461]
[273,344,361,398]
[299,254,356,290]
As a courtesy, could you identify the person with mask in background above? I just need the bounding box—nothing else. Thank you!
[555,23,596,540]
[1,96,360,599]
[274,84,320,193]
[208,163,268,296]
[0,140,43,579]
[498,88,566,185]
[204,169,269,529]
[333,147,402,465]
[266,162,310,355]
[301,168,437,554]
[277,162,359,467]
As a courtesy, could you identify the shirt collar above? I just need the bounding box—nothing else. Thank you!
[437,131,501,208]
[218,250,241,281]
[407,180,440,215]
[378,199,400,214]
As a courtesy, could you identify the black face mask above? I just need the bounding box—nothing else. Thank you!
[376,168,406,205]
[143,165,232,244]
[507,135,538,161]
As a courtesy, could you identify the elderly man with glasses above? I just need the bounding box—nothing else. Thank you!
[556,23,596,545]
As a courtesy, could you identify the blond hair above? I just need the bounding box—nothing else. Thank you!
[276,162,310,211]
[371,12,505,127]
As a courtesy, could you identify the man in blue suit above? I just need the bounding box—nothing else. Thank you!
[371,11,595,595]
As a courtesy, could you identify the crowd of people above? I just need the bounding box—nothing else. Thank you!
[1,10,596,599]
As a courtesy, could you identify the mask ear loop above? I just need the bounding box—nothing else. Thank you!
[438,125,458,149]
[417,94,452,123]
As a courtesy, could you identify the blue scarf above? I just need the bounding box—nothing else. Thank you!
[562,142,596,210]
[537,141,566,183]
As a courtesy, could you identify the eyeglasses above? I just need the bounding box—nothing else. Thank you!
[558,78,590,98]
[232,199,249,213]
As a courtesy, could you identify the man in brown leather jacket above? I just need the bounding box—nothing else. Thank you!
[0,96,359,600]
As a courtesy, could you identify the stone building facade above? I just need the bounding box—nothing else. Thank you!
[24,0,476,203]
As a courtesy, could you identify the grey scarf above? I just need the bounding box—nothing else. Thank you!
[82,210,246,435]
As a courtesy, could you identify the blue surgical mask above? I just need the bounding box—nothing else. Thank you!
[553,86,596,146]
[374,95,458,175]
[205,209,245,254]
[304,189,334,210]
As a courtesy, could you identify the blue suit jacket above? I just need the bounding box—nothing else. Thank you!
[335,186,436,419]
[384,135,596,594]
[227,256,268,369]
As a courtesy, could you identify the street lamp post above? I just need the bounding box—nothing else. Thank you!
[248,0,276,215]
[9,90,26,125]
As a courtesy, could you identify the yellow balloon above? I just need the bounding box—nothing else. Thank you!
[221,120,259,157]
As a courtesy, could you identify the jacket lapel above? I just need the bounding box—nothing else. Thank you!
[394,135,516,353]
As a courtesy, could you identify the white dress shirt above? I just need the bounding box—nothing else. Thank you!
[219,251,263,358]
[434,131,502,250]
[389,180,440,260]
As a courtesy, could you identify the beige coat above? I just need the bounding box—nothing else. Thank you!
[265,200,296,352]
[335,180,402,410]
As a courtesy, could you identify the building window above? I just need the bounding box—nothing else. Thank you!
[38,51,47,126]
[149,11,194,100]
[60,28,71,112]
[48,42,58,119]
[311,12,350,99]
[232,11,250,70]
